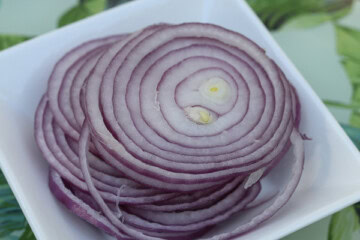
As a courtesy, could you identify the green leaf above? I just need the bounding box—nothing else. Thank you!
[19,224,36,240]
[341,124,360,149]
[335,25,360,127]
[58,5,91,27]
[247,0,354,31]
[284,13,333,29]
[2,231,24,240]
[58,0,106,27]
[84,0,106,12]
[0,170,8,184]
[0,170,33,239]
[336,25,360,62]
[106,0,133,8]
[329,206,360,240]
[0,35,31,51]
[342,59,360,85]
[349,112,360,128]
[352,86,360,105]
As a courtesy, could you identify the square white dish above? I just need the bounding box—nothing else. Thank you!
[1,0,360,239]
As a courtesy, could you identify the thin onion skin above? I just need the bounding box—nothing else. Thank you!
[34,22,305,240]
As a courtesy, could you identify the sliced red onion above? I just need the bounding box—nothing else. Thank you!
[48,35,125,139]
[134,176,244,212]
[83,24,294,187]
[36,97,179,204]
[78,122,160,240]
[50,169,211,240]
[120,183,261,233]
[204,129,304,240]
[35,23,305,239]
[48,169,131,240]
[126,180,249,226]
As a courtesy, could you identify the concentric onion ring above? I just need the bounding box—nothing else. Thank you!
[35,23,304,239]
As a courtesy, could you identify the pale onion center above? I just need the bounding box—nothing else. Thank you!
[210,87,219,92]
[199,77,230,104]
[184,106,214,125]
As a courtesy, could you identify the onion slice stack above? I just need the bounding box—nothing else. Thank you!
[34,23,304,240]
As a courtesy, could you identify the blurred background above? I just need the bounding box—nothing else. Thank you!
[0,0,360,239]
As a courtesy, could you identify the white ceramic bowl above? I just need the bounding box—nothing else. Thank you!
[1,0,360,239]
